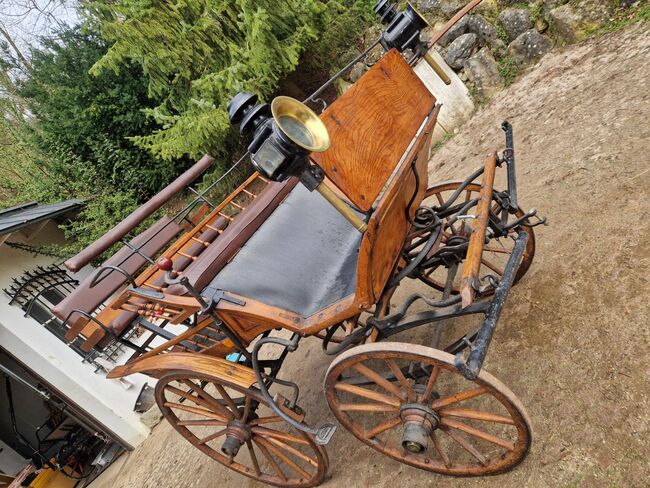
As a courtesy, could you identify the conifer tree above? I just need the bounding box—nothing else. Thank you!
[90,0,373,160]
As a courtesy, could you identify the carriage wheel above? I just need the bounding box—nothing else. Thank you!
[156,371,328,487]
[324,343,531,476]
[416,182,535,293]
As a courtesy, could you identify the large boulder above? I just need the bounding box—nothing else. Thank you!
[414,0,441,13]
[438,14,503,53]
[444,33,478,70]
[437,16,469,47]
[547,4,582,43]
[464,47,502,99]
[506,29,552,67]
[547,1,614,43]
[498,8,534,42]
[467,14,499,47]
[438,0,468,15]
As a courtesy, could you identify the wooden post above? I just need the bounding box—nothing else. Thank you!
[459,151,497,308]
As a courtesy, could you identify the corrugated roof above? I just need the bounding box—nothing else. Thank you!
[0,199,86,236]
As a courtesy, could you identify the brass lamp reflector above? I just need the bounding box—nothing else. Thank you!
[271,96,331,153]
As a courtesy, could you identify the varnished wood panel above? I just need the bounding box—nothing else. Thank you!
[312,49,436,211]
[106,352,257,387]
[357,105,440,303]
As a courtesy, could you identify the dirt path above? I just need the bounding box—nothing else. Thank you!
[91,23,650,488]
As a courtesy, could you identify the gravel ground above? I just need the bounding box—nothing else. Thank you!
[90,22,650,488]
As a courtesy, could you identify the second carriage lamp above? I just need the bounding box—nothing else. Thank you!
[375,1,452,85]
[228,92,367,232]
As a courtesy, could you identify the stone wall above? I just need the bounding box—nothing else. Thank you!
[414,0,637,102]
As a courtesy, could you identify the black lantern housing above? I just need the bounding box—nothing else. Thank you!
[376,2,429,54]
[374,0,397,24]
[228,93,330,182]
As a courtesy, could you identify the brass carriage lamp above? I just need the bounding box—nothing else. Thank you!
[375,1,452,85]
[228,92,367,232]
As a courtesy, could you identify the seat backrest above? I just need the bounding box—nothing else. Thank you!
[312,49,436,212]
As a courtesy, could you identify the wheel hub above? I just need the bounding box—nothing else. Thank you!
[221,419,251,457]
[400,403,440,454]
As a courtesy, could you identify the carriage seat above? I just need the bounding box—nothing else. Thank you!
[203,184,365,318]
[87,177,297,346]
[52,215,182,339]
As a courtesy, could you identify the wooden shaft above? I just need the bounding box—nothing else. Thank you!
[423,53,452,85]
[459,151,497,308]
[316,182,368,233]
[428,0,484,48]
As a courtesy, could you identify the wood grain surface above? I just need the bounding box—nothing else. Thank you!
[312,49,436,211]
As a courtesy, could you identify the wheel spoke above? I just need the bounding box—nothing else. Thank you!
[254,438,287,482]
[431,431,451,468]
[198,428,227,445]
[421,366,441,402]
[213,383,241,419]
[177,419,227,427]
[483,245,511,254]
[256,437,311,480]
[251,426,310,446]
[165,385,224,415]
[480,257,503,275]
[439,408,515,425]
[441,426,488,466]
[431,387,487,410]
[441,418,515,451]
[385,359,415,402]
[351,363,404,400]
[241,395,252,423]
[265,436,318,467]
[250,415,283,426]
[164,402,226,421]
[180,380,234,419]
[334,382,401,407]
[339,402,399,413]
[246,440,261,476]
[365,416,401,439]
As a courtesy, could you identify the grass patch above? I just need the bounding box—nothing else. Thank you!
[498,55,519,86]
[594,3,650,35]
[430,132,454,155]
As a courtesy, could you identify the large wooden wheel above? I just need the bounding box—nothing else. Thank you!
[156,371,328,487]
[324,343,531,476]
[415,182,536,293]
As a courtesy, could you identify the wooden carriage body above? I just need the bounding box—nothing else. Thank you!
[54,49,439,370]
[49,34,539,483]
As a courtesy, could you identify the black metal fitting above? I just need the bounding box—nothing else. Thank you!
[501,121,518,212]
[454,230,529,380]
[374,0,397,24]
[379,3,429,54]
[299,165,325,192]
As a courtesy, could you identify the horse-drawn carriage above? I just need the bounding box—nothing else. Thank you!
[53,1,546,485]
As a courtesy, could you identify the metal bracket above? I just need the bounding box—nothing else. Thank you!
[315,423,338,445]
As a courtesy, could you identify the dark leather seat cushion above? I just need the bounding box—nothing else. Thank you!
[166,178,297,296]
[204,185,364,318]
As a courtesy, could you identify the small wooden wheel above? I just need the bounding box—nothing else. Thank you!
[416,182,536,293]
[324,343,531,476]
[156,371,328,487]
